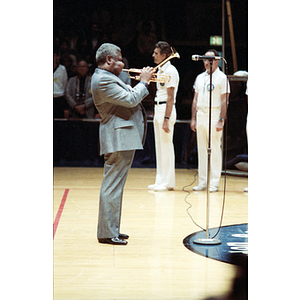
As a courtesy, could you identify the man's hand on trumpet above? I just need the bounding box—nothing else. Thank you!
[139,67,154,85]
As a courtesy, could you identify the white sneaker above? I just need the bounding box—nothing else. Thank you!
[209,186,218,193]
[154,185,168,191]
[154,185,174,192]
[244,187,248,192]
[193,185,206,191]
[148,184,157,190]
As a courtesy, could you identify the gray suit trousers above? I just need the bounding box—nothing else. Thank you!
[97,150,135,239]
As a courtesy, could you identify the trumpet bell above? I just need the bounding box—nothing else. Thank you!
[153,73,171,84]
[171,48,180,59]
[173,52,180,59]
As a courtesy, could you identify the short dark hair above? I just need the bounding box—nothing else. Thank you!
[155,41,172,57]
[77,59,88,66]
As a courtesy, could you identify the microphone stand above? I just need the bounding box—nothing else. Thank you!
[194,60,221,245]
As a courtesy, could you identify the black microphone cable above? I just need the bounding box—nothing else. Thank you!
[182,170,206,231]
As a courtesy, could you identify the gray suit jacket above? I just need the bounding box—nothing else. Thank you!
[91,68,149,156]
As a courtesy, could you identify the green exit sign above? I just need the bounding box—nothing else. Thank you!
[210,36,222,46]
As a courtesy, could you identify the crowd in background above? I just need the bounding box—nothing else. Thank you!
[54,2,161,118]
[54,1,159,74]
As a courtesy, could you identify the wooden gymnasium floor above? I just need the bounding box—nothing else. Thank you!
[53,167,248,300]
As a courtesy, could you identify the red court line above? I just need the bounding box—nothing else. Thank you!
[53,189,69,239]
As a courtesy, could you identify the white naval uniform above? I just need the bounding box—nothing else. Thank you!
[194,67,230,188]
[153,61,179,188]
[53,64,68,98]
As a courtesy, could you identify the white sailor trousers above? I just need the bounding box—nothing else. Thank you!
[153,104,176,188]
[196,108,223,188]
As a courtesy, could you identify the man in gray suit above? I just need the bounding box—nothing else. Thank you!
[91,43,153,245]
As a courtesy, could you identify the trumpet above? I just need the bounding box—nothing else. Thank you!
[123,47,180,84]
[122,68,171,84]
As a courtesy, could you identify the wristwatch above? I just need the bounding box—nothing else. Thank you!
[219,118,224,122]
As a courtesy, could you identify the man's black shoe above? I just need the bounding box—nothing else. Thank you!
[98,237,128,245]
[119,233,129,239]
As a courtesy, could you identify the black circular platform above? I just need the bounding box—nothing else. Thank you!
[183,223,248,264]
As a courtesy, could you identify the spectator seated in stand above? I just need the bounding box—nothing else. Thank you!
[65,59,97,119]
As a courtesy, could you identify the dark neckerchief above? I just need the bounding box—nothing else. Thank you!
[79,76,86,94]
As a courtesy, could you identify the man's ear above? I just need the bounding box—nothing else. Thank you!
[106,55,113,65]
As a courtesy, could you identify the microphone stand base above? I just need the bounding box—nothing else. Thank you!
[193,238,222,245]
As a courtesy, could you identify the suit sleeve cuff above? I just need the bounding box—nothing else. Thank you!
[140,81,148,88]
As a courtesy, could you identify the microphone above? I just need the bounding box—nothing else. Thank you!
[192,54,222,61]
